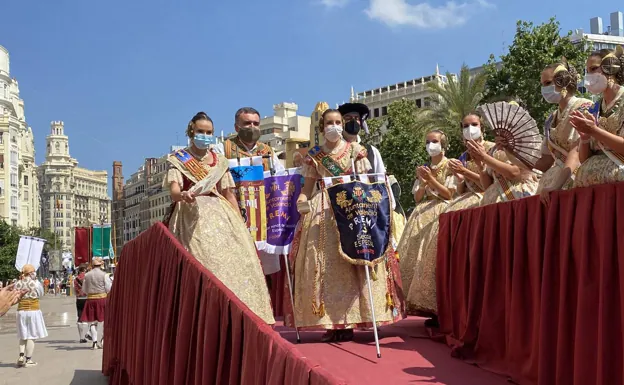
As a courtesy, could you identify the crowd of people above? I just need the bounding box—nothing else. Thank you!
[161,46,624,342]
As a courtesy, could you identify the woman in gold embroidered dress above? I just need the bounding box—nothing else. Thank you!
[466,106,540,205]
[534,61,593,204]
[571,47,624,187]
[397,130,455,320]
[285,109,404,342]
[164,112,274,324]
[446,113,496,211]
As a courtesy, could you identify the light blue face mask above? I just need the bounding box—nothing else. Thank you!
[541,85,562,104]
[193,133,216,149]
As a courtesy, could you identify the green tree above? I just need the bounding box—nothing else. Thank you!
[360,99,428,211]
[483,17,591,129]
[0,221,21,282]
[415,64,487,158]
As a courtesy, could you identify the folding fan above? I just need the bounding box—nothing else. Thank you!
[477,102,543,169]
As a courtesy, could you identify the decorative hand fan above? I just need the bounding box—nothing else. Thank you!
[477,101,543,169]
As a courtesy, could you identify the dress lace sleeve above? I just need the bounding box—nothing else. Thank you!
[412,179,419,193]
[163,167,183,190]
[301,160,320,179]
[355,157,372,174]
[220,171,236,190]
[540,136,550,155]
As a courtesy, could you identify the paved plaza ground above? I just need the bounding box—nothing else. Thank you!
[0,295,108,385]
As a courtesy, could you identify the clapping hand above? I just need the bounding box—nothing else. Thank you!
[417,166,433,183]
[448,159,465,177]
[0,285,25,317]
[570,110,598,138]
[466,140,486,162]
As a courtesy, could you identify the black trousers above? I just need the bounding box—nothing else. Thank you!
[76,298,87,320]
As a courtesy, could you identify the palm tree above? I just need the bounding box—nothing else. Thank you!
[414,64,487,158]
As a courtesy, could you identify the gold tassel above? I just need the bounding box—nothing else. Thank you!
[312,301,326,317]
[371,267,378,281]
[386,292,394,307]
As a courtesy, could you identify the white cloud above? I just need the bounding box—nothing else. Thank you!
[365,0,494,29]
[320,0,350,7]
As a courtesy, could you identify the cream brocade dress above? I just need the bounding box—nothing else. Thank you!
[574,88,624,187]
[398,158,455,314]
[286,140,403,330]
[164,149,275,324]
[480,149,539,205]
[537,97,593,193]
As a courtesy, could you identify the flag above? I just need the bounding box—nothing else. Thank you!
[92,224,112,259]
[15,236,46,272]
[74,227,92,266]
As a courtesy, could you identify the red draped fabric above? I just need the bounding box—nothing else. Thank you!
[74,227,92,266]
[269,257,287,317]
[436,182,624,385]
[103,223,344,385]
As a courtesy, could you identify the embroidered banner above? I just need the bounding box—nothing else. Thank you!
[231,165,268,250]
[327,180,392,266]
[263,173,301,255]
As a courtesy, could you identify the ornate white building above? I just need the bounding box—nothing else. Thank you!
[38,121,111,251]
[0,45,40,228]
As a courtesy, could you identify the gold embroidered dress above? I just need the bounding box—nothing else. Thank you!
[284,140,405,330]
[537,97,593,192]
[480,148,539,205]
[574,87,624,187]
[164,148,275,324]
[397,157,455,314]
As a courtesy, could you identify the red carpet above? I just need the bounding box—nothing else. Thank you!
[276,317,508,385]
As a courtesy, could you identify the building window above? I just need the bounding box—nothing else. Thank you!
[289,126,297,131]
[24,175,28,186]
[381,106,388,116]
[416,99,422,108]
[374,108,380,118]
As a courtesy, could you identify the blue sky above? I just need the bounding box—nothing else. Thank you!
[0,1,620,191]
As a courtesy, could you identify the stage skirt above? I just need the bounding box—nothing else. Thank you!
[17,310,48,340]
[80,298,107,323]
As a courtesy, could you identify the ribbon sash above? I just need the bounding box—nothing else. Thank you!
[327,180,392,267]
[308,145,351,177]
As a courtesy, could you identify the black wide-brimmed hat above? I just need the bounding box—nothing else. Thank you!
[338,103,370,134]
[338,103,370,120]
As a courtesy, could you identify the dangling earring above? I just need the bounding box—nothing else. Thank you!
[560,88,567,98]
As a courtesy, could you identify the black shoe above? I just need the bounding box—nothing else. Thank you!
[424,317,439,328]
[79,339,88,343]
[86,334,92,341]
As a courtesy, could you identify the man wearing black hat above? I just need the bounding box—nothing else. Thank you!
[338,103,405,218]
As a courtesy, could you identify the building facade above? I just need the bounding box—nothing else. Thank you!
[0,45,40,228]
[38,121,111,251]
[348,65,448,120]
[571,11,624,51]
[116,145,184,246]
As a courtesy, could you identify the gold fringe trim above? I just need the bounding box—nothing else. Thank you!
[312,301,326,317]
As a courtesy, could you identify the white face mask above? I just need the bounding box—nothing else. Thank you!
[462,124,482,140]
[426,142,442,156]
[541,85,562,104]
[324,125,343,143]
[584,73,608,95]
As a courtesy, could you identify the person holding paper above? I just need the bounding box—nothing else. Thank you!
[163,111,274,324]
[284,108,404,342]
[15,264,47,367]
